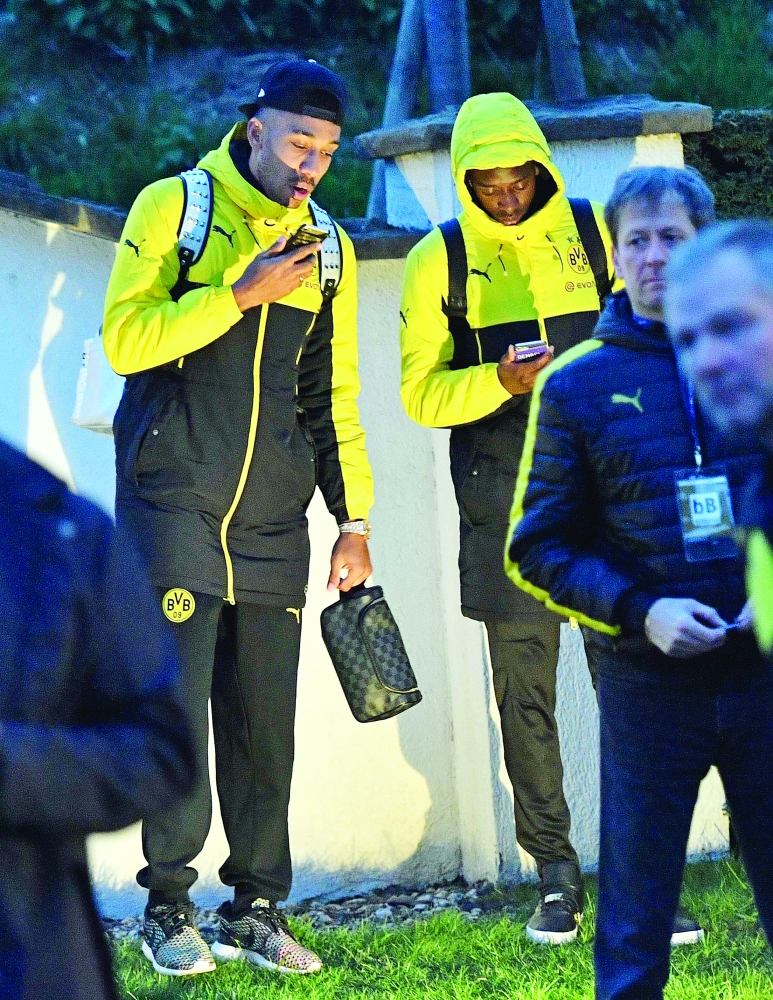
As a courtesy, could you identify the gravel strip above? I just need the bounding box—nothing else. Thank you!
[102,880,526,941]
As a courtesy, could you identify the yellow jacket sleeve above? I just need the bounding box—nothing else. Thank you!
[399,232,511,428]
[298,227,374,522]
[102,177,244,375]
[330,228,374,519]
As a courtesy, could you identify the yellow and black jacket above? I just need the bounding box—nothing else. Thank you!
[103,122,374,606]
[400,92,613,620]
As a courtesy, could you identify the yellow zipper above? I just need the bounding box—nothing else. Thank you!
[219,304,270,604]
[295,314,316,367]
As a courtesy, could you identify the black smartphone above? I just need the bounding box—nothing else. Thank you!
[284,225,328,252]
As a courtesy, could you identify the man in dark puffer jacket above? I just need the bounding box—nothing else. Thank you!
[506,166,773,1000]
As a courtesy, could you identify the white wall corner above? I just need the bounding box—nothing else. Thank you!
[429,429,500,884]
[385,159,432,231]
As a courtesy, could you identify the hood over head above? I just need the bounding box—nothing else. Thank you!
[451,93,564,240]
[197,122,313,226]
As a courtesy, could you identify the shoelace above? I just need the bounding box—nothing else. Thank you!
[251,902,292,936]
[154,904,195,937]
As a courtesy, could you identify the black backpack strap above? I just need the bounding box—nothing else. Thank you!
[439,217,467,317]
[439,218,470,341]
[568,197,612,307]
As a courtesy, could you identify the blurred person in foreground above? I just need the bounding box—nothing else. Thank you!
[0,439,194,1000]
[506,166,773,999]
[666,218,773,661]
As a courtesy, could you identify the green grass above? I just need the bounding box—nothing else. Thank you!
[114,859,773,999]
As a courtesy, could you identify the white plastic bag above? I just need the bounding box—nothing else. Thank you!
[71,332,124,436]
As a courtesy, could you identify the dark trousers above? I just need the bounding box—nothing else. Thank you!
[137,594,302,906]
[487,619,597,870]
[595,659,773,1000]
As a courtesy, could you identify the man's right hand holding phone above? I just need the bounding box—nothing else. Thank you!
[232,235,322,313]
[497,342,554,396]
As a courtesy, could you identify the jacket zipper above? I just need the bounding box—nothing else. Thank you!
[219,304,270,604]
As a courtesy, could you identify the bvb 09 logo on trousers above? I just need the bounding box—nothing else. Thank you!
[162,588,196,623]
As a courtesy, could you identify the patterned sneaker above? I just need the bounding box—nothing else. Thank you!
[212,898,323,974]
[526,861,584,945]
[141,902,216,976]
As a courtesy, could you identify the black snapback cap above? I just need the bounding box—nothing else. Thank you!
[239,59,348,126]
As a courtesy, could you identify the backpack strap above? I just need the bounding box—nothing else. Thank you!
[308,199,342,304]
[177,168,214,282]
[439,217,469,320]
[568,197,612,307]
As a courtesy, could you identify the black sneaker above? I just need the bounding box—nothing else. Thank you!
[212,898,323,974]
[671,905,704,946]
[526,861,584,945]
[141,902,216,976]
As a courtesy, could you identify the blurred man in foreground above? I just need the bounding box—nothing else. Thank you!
[506,167,773,999]
[0,439,194,1000]
[666,219,773,660]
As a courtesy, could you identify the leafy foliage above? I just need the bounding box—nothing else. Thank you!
[0,91,220,207]
[5,0,696,60]
[7,0,257,55]
[684,109,773,221]
[651,0,773,110]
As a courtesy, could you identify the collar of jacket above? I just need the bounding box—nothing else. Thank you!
[197,122,312,226]
[593,290,673,354]
[451,92,567,245]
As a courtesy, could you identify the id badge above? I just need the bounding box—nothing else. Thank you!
[674,464,737,562]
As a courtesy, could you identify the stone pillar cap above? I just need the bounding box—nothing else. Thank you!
[354,93,713,161]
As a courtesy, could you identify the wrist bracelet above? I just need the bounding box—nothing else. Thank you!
[340,519,372,540]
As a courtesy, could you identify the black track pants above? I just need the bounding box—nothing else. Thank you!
[138,594,302,905]
[487,619,582,871]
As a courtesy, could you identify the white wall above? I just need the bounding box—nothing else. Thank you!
[0,202,727,916]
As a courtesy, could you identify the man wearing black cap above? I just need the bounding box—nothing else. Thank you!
[102,59,374,977]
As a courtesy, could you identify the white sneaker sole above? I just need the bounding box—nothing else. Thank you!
[211,940,323,974]
[671,928,705,946]
[525,925,578,945]
[141,939,216,976]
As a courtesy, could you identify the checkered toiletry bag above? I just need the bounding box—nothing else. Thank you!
[321,585,422,723]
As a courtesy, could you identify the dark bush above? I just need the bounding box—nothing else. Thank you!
[6,0,694,60]
[684,109,773,221]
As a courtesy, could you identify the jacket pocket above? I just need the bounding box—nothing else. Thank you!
[130,390,183,487]
[458,453,519,530]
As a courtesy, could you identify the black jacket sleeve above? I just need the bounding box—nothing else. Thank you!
[0,506,195,835]
[506,368,648,635]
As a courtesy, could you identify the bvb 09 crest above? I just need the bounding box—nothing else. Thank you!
[567,242,590,274]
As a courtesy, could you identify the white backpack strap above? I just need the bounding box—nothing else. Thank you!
[308,199,342,303]
[177,168,214,278]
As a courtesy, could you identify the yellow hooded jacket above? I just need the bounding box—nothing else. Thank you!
[399,93,613,620]
[103,122,373,605]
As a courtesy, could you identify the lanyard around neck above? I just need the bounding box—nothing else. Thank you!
[676,365,703,469]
